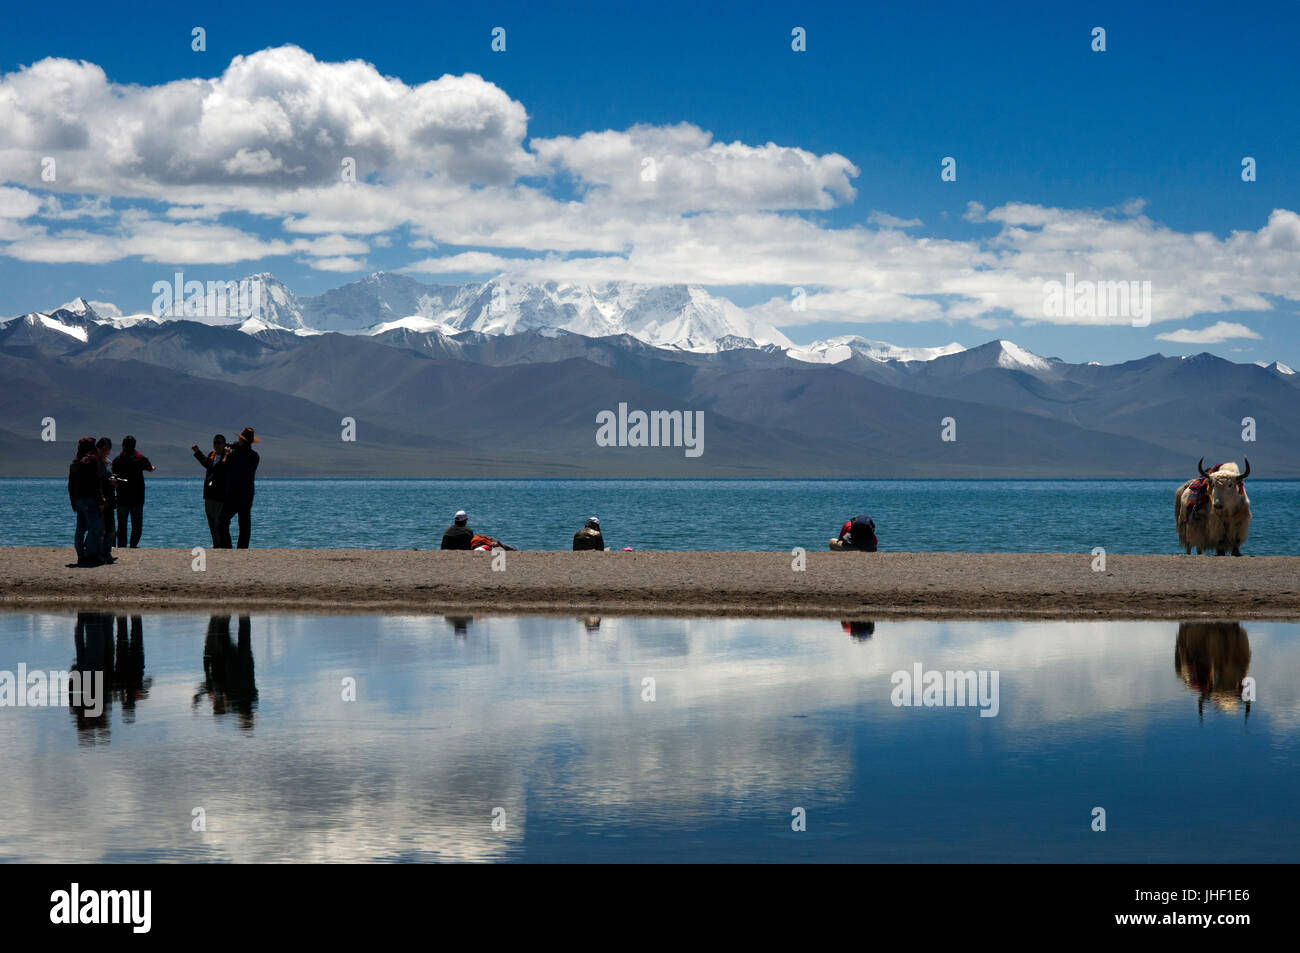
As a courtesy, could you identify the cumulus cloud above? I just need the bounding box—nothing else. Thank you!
[1155,321,1263,344]
[0,46,534,193]
[1,47,1299,329]
[531,122,859,212]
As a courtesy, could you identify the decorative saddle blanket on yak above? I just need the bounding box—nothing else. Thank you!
[1184,464,1235,520]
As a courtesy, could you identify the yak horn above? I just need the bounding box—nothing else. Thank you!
[1240,457,1250,480]
[1197,457,1208,478]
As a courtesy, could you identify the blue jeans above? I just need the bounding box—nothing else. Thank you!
[74,498,104,563]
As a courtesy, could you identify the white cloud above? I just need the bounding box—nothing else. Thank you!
[531,122,858,212]
[868,211,923,228]
[1,48,1299,335]
[1155,321,1262,344]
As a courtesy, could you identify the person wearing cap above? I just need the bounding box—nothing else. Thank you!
[573,516,605,551]
[441,510,475,550]
[217,427,260,549]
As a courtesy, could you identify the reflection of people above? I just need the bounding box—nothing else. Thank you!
[70,610,115,742]
[113,615,149,722]
[1175,621,1251,718]
[840,620,876,640]
[193,615,258,730]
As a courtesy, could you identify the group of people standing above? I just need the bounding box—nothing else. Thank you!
[67,427,261,566]
[191,428,261,549]
[67,435,155,567]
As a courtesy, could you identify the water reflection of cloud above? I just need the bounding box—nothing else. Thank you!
[0,614,1297,862]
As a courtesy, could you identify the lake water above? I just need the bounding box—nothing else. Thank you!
[0,612,1294,863]
[3,477,1300,554]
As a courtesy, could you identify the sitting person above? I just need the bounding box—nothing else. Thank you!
[573,516,605,551]
[441,510,474,550]
[829,513,878,552]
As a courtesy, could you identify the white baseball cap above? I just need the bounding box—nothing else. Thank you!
[454,510,468,522]
[588,516,600,527]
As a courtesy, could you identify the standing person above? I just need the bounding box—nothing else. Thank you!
[573,516,605,551]
[95,437,116,564]
[441,510,474,550]
[192,434,230,547]
[111,435,155,548]
[217,427,260,549]
[68,437,105,566]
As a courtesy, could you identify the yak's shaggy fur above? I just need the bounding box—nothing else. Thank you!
[1175,459,1252,556]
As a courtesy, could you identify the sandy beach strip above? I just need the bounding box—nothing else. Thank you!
[0,547,1297,619]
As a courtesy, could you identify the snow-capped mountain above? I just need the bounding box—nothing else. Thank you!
[102,272,795,352]
[4,274,1295,376]
[450,279,793,352]
[788,335,967,365]
[1255,359,1295,376]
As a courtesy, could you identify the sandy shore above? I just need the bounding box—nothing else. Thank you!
[1,547,1297,619]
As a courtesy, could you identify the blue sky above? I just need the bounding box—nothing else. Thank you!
[1,0,1298,365]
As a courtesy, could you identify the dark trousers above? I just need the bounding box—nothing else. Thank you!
[116,501,144,547]
[101,507,115,558]
[204,499,224,547]
[73,498,104,564]
[217,498,253,549]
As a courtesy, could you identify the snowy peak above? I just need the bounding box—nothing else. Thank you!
[1255,359,1295,376]
[789,335,966,365]
[994,339,1053,371]
[449,278,792,352]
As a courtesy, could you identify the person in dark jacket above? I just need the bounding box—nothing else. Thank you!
[111,435,155,548]
[829,513,878,552]
[441,510,474,550]
[216,427,260,549]
[68,436,105,566]
[192,434,230,547]
[573,516,605,551]
[95,437,116,563]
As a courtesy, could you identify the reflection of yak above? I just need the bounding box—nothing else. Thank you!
[69,612,151,742]
[445,616,473,636]
[840,620,876,641]
[1175,621,1251,717]
[193,615,258,730]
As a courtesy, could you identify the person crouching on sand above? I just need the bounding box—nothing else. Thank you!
[441,510,516,550]
[829,513,878,552]
[442,510,474,549]
[573,516,605,551]
[68,437,105,567]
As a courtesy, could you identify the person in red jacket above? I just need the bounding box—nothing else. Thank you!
[829,514,878,552]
